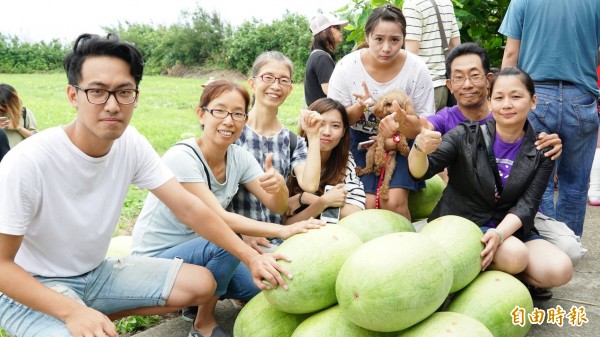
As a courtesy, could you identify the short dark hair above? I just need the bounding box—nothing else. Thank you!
[445,42,491,79]
[365,5,407,39]
[64,33,144,87]
[490,67,535,97]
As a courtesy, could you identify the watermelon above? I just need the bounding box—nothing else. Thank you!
[336,232,453,332]
[233,292,307,337]
[408,175,445,220]
[291,305,387,337]
[396,312,493,337]
[338,209,414,242]
[447,271,533,337]
[420,215,483,293]
[264,224,363,314]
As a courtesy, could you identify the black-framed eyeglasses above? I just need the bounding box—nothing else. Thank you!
[450,74,485,86]
[332,25,342,31]
[203,107,248,121]
[254,74,292,86]
[73,85,139,105]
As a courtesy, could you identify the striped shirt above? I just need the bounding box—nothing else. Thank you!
[403,0,460,87]
[343,153,366,209]
[228,124,308,224]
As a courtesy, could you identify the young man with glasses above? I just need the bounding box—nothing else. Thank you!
[0,33,291,337]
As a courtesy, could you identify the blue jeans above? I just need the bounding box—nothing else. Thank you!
[0,256,182,337]
[156,236,259,300]
[528,82,599,237]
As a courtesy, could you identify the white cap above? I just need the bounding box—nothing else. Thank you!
[309,14,348,36]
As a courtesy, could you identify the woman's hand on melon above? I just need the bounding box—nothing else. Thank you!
[279,218,325,239]
[480,231,501,271]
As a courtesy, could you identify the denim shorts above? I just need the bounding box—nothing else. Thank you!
[0,256,182,337]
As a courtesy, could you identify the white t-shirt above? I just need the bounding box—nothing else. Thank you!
[0,126,173,277]
[328,49,435,135]
[131,139,263,257]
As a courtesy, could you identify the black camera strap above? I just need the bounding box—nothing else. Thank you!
[175,142,212,191]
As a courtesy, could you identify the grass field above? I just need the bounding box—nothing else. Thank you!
[2,73,307,234]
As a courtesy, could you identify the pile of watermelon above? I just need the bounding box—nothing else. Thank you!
[233,210,533,337]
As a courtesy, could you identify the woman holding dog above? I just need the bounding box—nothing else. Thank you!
[408,67,573,289]
[285,97,366,224]
[328,4,434,219]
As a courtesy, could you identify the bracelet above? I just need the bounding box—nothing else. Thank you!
[298,192,305,207]
[413,142,423,153]
[488,228,504,244]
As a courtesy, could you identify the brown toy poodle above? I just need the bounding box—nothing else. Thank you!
[355,89,415,200]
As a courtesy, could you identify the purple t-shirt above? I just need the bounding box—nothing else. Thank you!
[485,133,523,229]
[427,106,493,135]
[494,134,523,187]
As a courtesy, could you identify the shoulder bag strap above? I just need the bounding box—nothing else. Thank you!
[480,124,503,195]
[175,142,212,191]
[427,0,450,58]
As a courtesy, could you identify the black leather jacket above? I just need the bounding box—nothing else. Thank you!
[422,119,553,240]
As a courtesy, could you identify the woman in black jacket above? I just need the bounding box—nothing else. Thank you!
[408,67,572,290]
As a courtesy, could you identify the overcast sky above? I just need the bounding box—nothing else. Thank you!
[0,0,349,43]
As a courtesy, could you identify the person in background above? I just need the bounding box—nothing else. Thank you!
[0,83,38,148]
[587,63,600,206]
[0,129,8,161]
[499,0,600,238]
[409,67,573,293]
[131,80,322,336]
[328,4,434,219]
[285,97,366,223]
[304,13,348,107]
[228,51,323,253]
[403,0,460,112]
[0,33,291,337]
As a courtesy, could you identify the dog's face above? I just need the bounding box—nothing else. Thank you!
[372,90,414,120]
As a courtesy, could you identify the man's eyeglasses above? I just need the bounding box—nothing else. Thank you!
[203,107,248,121]
[450,74,485,86]
[73,85,138,105]
[254,74,292,86]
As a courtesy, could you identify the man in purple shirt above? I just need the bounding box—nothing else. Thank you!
[416,42,586,299]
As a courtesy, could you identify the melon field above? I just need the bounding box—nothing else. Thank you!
[234,211,534,337]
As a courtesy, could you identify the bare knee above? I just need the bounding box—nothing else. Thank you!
[168,264,216,307]
[492,238,528,274]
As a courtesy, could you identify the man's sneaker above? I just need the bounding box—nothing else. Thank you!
[189,325,230,337]
[182,306,198,322]
[525,283,553,300]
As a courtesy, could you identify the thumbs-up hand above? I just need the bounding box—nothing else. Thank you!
[414,128,442,154]
[259,153,286,194]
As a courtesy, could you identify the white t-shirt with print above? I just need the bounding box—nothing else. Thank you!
[328,49,435,135]
[0,126,173,277]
